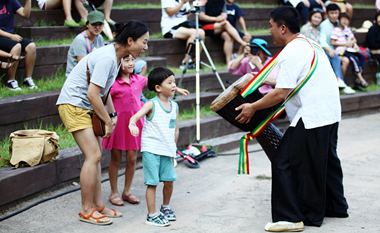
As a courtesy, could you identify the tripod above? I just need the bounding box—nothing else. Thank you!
[177,5,226,142]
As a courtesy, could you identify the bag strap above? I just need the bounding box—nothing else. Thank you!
[86,58,111,105]
[81,31,92,54]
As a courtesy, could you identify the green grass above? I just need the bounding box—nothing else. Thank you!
[0,123,75,167]
[32,19,58,27]
[112,3,162,9]
[352,4,376,9]
[361,83,380,92]
[34,37,77,46]
[0,69,66,98]
[178,104,215,121]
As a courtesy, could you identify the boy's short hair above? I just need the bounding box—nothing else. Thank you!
[339,12,350,20]
[147,67,175,92]
[269,6,300,34]
[326,3,340,13]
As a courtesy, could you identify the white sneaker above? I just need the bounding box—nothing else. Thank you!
[264,221,304,232]
[6,80,22,91]
[337,78,347,88]
[341,86,355,95]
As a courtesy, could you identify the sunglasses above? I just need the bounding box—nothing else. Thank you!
[313,8,324,13]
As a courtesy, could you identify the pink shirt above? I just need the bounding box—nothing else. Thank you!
[102,74,147,151]
[228,57,278,94]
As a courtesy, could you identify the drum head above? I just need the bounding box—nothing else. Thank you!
[210,73,254,112]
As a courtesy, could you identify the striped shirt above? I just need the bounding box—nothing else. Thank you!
[331,26,354,53]
[141,96,178,157]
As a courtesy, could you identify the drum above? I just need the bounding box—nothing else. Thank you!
[210,74,283,161]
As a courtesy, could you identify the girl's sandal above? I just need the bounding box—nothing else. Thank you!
[8,54,24,62]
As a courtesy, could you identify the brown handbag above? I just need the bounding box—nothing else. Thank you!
[87,61,111,137]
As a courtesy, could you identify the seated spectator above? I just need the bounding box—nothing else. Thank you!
[325,0,353,18]
[300,8,324,43]
[108,22,147,76]
[320,3,355,94]
[37,0,115,27]
[0,50,24,70]
[228,38,278,94]
[282,0,325,24]
[161,0,205,69]
[226,0,252,58]
[199,0,249,65]
[0,0,37,90]
[366,12,380,55]
[65,11,104,77]
[331,13,368,90]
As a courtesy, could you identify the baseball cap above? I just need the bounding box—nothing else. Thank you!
[87,11,104,24]
[249,38,272,56]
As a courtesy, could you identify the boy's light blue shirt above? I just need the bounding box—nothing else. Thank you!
[320,18,339,49]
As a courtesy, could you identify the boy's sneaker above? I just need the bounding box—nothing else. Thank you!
[146,213,170,227]
[341,86,355,94]
[6,80,22,91]
[160,206,176,221]
[23,78,38,89]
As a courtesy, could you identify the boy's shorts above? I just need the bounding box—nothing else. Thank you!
[142,151,177,186]
[58,104,93,133]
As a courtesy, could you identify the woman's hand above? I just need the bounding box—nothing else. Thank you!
[111,116,117,129]
[10,34,22,42]
[176,87,190,96]
[243,46,251,56]
[103,120,114,138]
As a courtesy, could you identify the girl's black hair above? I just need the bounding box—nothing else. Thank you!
[114,20,149,45]
[147,67,174,92]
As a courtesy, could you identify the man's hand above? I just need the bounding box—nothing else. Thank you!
[10,34,22,42]
[235,103,256,124]
[328,49,336,58]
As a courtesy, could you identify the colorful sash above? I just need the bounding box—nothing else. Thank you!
[238,37,323,174]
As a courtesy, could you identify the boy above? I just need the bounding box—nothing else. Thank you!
[129,67,185,227]
[331,12,369,90]
[226,0,252,58]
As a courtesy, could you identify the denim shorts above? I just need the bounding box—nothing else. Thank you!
[142,151,177,186]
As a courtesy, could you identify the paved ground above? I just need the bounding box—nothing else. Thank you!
[1,113,380,233]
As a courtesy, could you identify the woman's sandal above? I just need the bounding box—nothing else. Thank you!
[78,208,113,225]
[0,61,13,70]
[8,54,24,62]
[109,195,124,206]
[122,193,140,204]
[98,204,122,218]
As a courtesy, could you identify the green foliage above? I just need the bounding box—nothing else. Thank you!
[0,69,66,98]
[256,174,272,180]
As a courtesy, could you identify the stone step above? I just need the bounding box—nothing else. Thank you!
[1,30,373,82]
[13,7,375,36]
